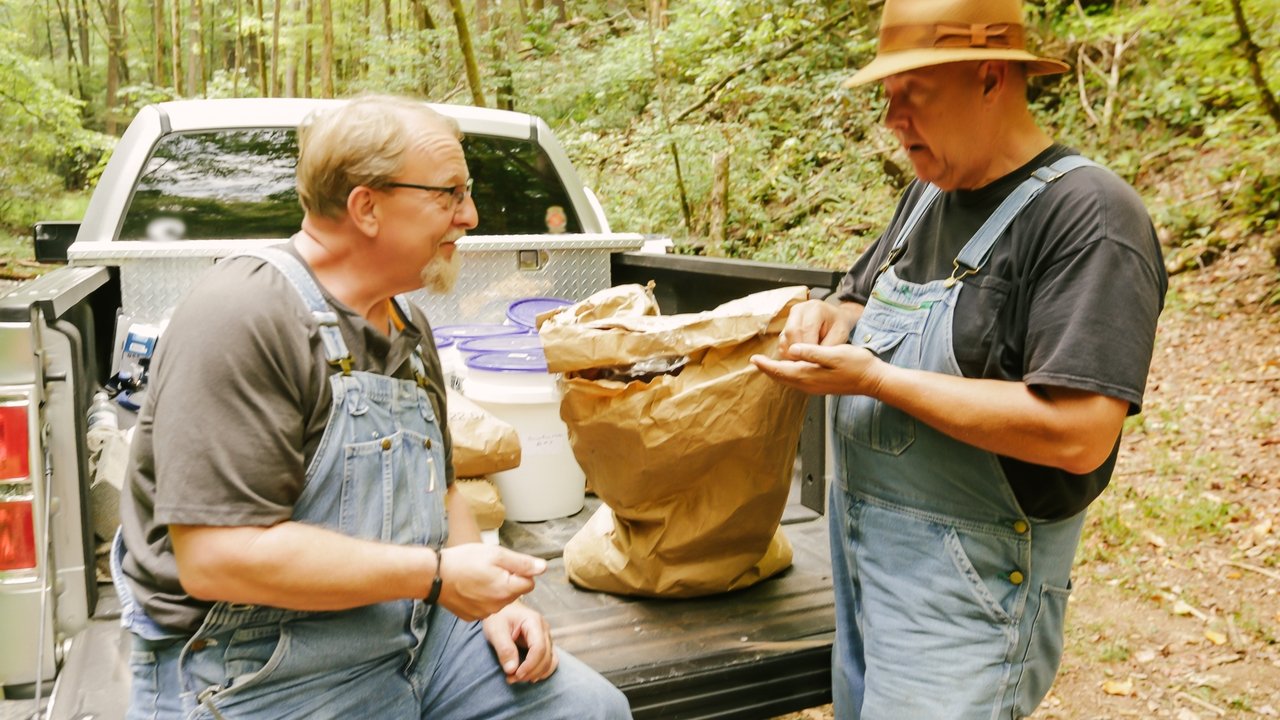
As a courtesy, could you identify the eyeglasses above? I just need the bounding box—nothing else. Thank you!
[383,177,473,208]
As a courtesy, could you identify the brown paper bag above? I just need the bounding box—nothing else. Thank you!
[447,388,521,478]
[539,284,810,597]
[454,478,506,530]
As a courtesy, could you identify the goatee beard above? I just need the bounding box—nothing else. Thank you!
[421,250,460,294]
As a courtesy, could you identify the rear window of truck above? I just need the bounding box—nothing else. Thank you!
[118,129,583,241]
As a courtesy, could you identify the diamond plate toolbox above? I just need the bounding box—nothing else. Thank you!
[69,234,646,326]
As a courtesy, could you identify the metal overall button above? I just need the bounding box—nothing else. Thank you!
[1013,520,1029,535]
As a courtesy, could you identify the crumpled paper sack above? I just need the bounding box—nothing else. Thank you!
[454,478,505,531]
[539,283,810,597]
[447,388,521,478]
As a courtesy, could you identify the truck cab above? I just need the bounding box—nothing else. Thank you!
[0,99,838,719]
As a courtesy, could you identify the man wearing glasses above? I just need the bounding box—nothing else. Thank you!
[115,95,632,720]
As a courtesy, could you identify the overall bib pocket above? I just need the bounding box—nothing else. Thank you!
[834,329,918,455]
[399,427,447,546]
[340,433,406,542]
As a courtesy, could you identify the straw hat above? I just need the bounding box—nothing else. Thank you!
[843,0,1069,87]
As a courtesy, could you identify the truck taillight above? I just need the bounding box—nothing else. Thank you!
[0,402,30,480]
[0,495,37,571]
[0,400,37,571]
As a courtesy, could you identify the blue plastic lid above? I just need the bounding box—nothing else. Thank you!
[464,350,549,373]
[506,297,573,330]
[433,323,527,342]
[457,334,543,355]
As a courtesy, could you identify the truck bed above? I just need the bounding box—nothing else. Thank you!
[11,251,842,720]
[41,491,833,720]
[510,493,835,718]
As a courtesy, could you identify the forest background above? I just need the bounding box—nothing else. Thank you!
[1,0,1277,277]
[1,0,1278,717]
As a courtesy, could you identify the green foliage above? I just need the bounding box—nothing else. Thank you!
[0,0,1277,282]
[0,7,108,234]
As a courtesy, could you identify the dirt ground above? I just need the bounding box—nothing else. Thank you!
[775,245,1280,719]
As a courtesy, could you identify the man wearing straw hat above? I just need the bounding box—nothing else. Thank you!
[753,0,1166,716]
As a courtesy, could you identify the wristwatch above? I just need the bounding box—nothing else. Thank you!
[426,547,443,605]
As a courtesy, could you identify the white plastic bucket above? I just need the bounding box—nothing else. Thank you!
[461,350,585,522]
[434,324,525,394]
[434,336,465,392]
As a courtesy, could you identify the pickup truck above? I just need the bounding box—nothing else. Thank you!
[0,99,842,720]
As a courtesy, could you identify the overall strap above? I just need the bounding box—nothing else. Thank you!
[391,295,431,390]
[946,155,1100,287]
[879,183,943,273]
[237,248,355,374]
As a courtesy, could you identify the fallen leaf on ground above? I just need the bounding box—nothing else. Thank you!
[1204,630,1227,645]
[1102,678,1135,696]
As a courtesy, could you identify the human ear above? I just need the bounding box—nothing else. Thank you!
[981,62,1001,95]
[347,186,380,236]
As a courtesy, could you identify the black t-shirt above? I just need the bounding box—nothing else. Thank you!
[119,244,454,633]
[836,144,1167,519]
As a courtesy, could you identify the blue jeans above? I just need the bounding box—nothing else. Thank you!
[126,604,630,720]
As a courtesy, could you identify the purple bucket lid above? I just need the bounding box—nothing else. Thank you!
[458,334,543,355]
[506,297,573,330]
[433,335,456,350]
[433,323,527,342]
[464,350,549,373]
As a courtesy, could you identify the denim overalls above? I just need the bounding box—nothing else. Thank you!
[115,248,630,720]
[829,156,1099,719]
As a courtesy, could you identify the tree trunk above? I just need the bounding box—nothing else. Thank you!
[410,0,434,95]
[447,0,485,106]
[1228,0,1280,131]
[491,25,513,109]
[320,0,334,97]
[411,0,435,30]
[707,150,730,247]
[104,0,122,134]
[187,0,205,96]
[648,0,667,30]
[170,0,183,95]
[52,0,88,103]
[501,0,520,54]
[255,0,268,96]
[270,0,282,96]
[303,0,312,97]
[549,0,565,23]
[75,0,91,94]
[234,0,243,96]
[152,0,168,86]
[285,0,300,96]
[476,0,488,33]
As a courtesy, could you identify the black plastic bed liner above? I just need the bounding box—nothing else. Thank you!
[509,496,836,720]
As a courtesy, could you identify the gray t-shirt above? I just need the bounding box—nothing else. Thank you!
[119,245,454,633]
[836,145,1167,519]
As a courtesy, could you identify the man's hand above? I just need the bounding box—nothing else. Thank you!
[778,299,862,353]
[752,342,886,397]
[482,602,559,684]
[438,543,547,622]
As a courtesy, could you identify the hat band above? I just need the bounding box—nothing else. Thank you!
[879,22,1025,53]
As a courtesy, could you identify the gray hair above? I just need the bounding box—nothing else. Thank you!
[296,94,462,219]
